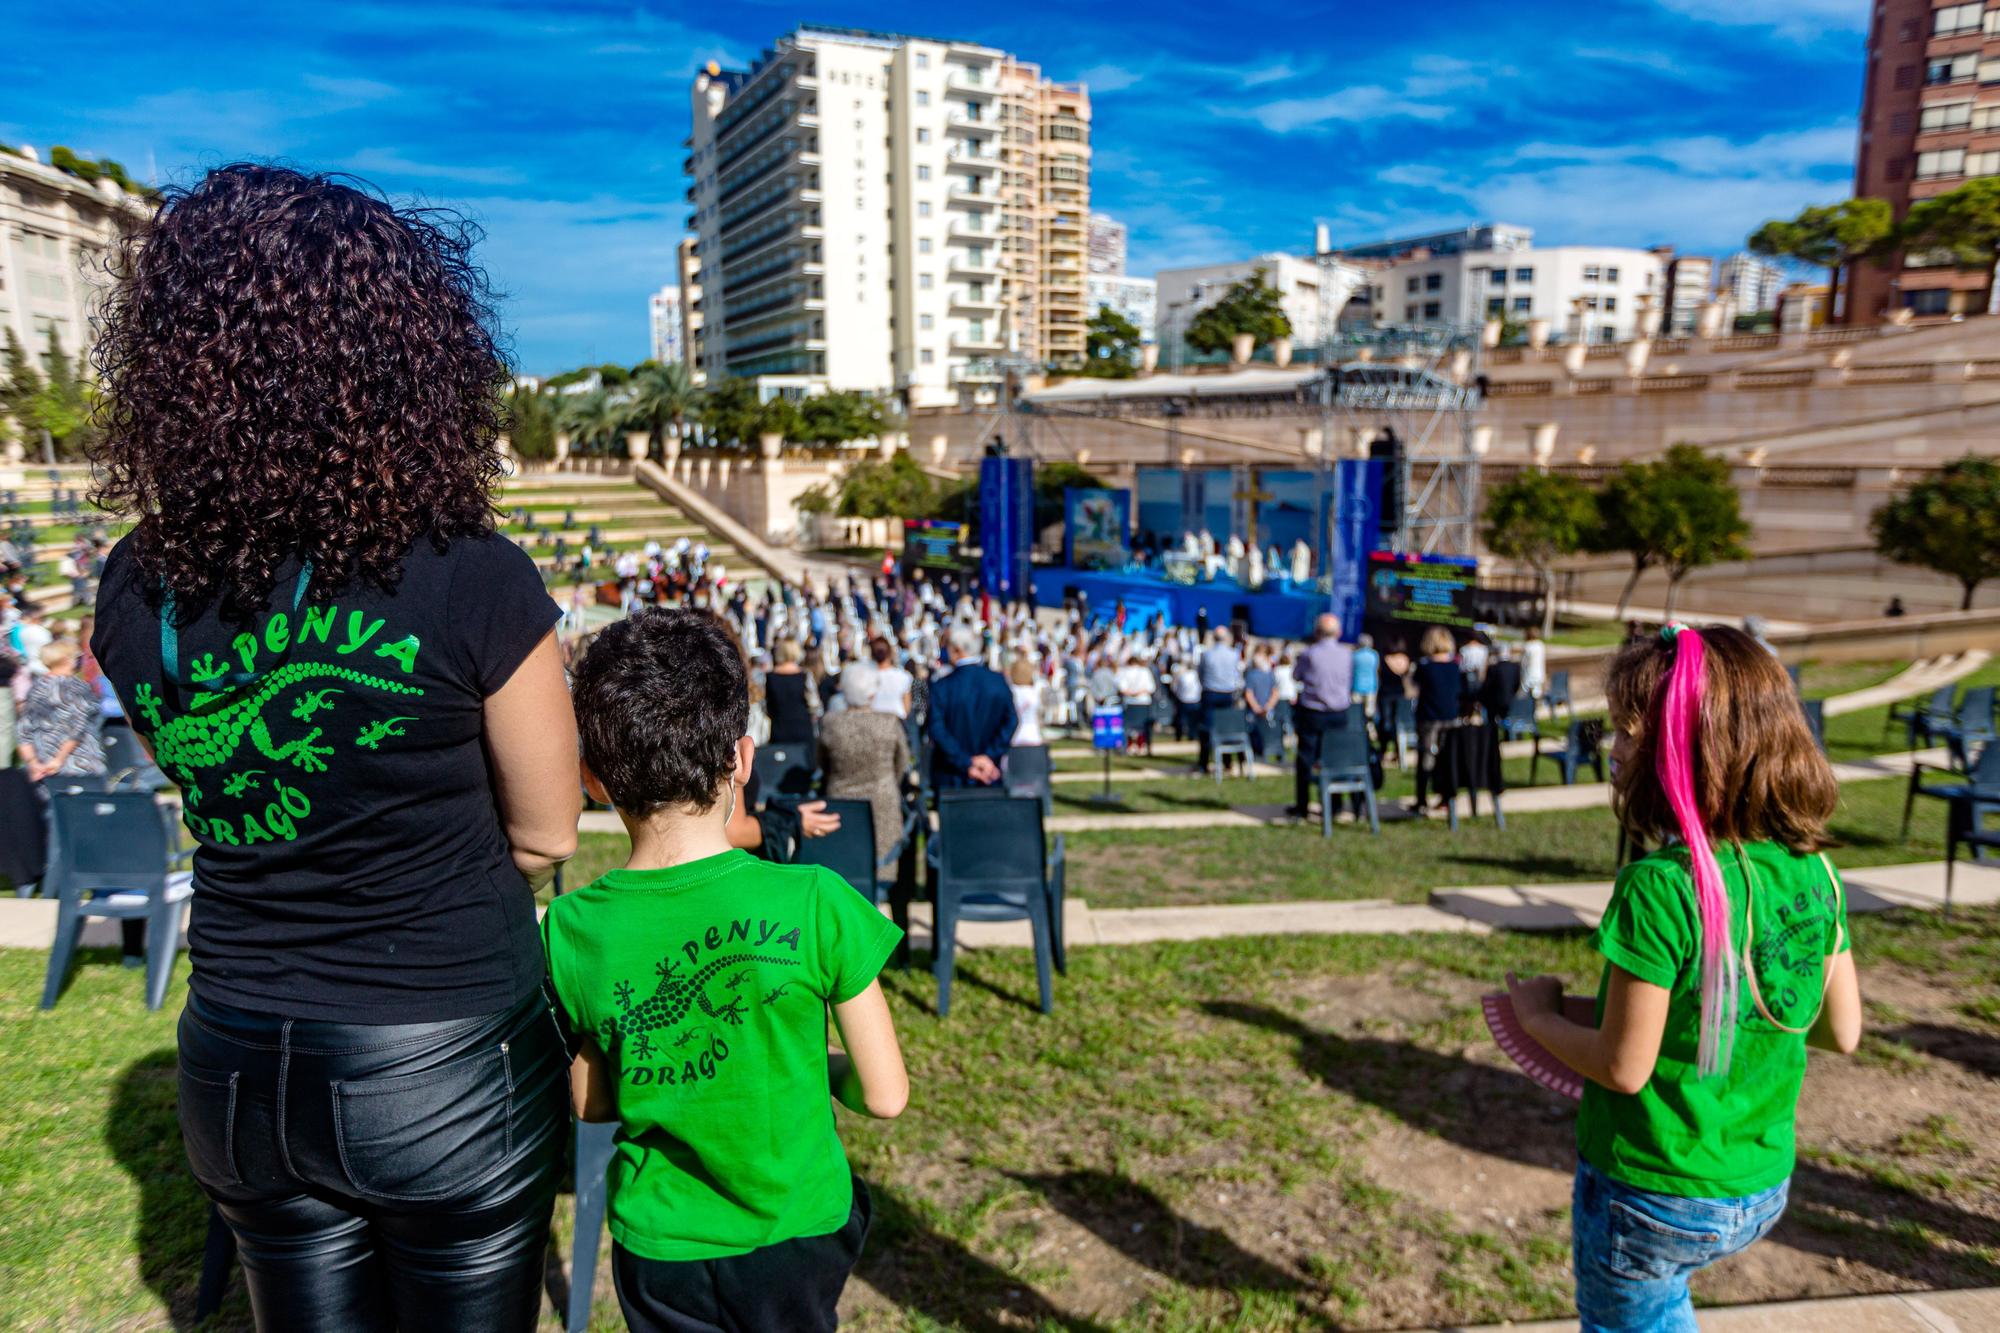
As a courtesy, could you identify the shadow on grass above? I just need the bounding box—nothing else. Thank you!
[1438,852,1614,880]
[1879,1023,2000,1078]
[857,1178,1114,1333]
[1007,1169,1338,1329]
[107,1048,248,1330]
[1203,1001,2000,1289]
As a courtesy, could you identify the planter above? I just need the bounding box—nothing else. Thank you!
[1230,332,1255,366]
[625,431,651,462]
[1140,343,1159,374]
[1622,339,1651,377]
[553,432,571,464]
[1529,422,1559,464]
[758,431,784,460]
[1695,302,1726,339]
[1271,336,1293,368]
[1468,425,1494,457]
[1562,343,1587,375]
[1526,318,1552,349]
[1481,319,1503,348]
[929,434,949,465]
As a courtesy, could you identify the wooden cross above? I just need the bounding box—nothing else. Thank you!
[1233,474,1276,548]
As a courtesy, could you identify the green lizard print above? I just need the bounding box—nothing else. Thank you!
[149,663,426,779]
[221,770,264,799]
[133,683,163,729]
[604,953,800,1044]
[290,688,341,722]
[355,717,416,751]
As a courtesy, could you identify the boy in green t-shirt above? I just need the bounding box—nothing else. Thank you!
[545,608,907,1333]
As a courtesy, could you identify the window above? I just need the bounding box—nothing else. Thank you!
[920,313,934,330]
[1515,267,1533,282]
[1406,275,1420,292]
[921,348,935,364]
[1513,296,1531,312]
[1976,104,2000,131]
[1936,2,1981,35]
[1582,265,1601,281]
[916,52,929,69]
[1606,266,1620,282]
[916,164,930,181]
[1918,147,1966,178]
[16,231,59,260]
[1604,296,1618,312]
[1887,157,1907,182]
[919,273,933,289]
[1905,288,1952,315]
[918,200,932,217]
[1970,149,2000,176]
[1404,304,1418,320]
[1487,296,1506,315]
[1489,268,1507,287]
[916,90,930,106]
[968,319,984,340]
[916,127,930,144]
[1423,300,1441,319]
[1982,57,2000,86]
[918,237,932,254]
[1923,101,1973,132]
[1424,272,1442,291]
[1928,53,1976,85]
[1895,64,1918,91]
[1891,110,1913,134]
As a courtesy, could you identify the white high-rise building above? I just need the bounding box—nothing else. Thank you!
[683,27,1089,408]
[1715,253,1786,319]
[1086,274,1156,340]
[1087,212,1126,275]
[648,284,684,365]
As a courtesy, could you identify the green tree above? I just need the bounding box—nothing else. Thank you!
[1591,445,1748,620]
[17,329,98,460]
[697,377,761,446]
[1184,268,1292,356]
[797,390,899,444]
[1483,468,1599,635]
[755,395,803,443]
[625,360,698,451]
[558,388,625,455]
[1,329,43,438]
[835,452,937,519]
[1870,455,2000,611]
[1898,178,2000,315]
[504,385,557,461]
[1746,197,1894,323]
[1082,305,1142,378]
[1031,460,1106,533]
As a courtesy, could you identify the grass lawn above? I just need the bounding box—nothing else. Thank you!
[5,910,1995,1331]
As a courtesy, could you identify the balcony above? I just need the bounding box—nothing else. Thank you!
[947,186,999,209]
[948,73,998,100]
[948,148,1000,172]
[950,288,1002,313]
[949,253,1003,281]
[947,217,994,243]
[946,112,999,137]
[951,329,1004,354]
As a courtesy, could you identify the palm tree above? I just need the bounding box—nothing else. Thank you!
[626,361,699,452]
[558,388,625,456]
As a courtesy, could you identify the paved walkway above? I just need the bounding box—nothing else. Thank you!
[1447,1286,2000,1333]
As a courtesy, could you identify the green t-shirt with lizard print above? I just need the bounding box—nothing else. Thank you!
[541,849,902,1260]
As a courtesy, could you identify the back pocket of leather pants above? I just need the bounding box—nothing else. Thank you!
[331,1044,513,1203]
[177,1066,242,1189]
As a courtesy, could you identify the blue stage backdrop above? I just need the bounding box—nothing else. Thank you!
[1254,471,1319,555]
[1329,458,1385,640]
[1134,467,1233,546]
[978,456,1034,600]
[1064,487,1130,569]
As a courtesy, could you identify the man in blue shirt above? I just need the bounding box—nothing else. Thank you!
[1290,613,1356,819]
[927,624,1016,790]
[1196,626,1244,772]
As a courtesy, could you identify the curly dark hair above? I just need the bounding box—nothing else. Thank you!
[90,163,507,619]
[571,609,750,818]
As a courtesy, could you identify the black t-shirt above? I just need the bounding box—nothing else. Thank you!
[91,532,560,1022]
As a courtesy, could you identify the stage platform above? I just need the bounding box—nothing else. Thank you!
[1033,565,1330,640]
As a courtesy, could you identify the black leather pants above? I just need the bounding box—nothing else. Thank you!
[176,985,567,1331]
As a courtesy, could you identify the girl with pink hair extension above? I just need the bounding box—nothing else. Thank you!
[1504,621,1862,1332]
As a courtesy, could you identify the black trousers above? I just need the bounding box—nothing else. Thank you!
[175,984,567,1331]
[614,1176,872,1333]
[1197,688,1235,768]
[1292,705,1335,814]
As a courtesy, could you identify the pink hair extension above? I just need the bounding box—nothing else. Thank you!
[1655,628,1739,1079]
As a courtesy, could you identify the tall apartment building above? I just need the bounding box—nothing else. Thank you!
[682,27,1089,409]
[1088,212,1126,274]
[1714,253,1785,318]
[676,237,706,384]
[0,147,151,363]
[1661,250,1713,336]
[1086,273,1156,340]
[1851,0,2000,320]
[648,284,685,365]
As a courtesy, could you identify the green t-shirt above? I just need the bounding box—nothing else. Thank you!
[541,849,903,1260]
[1576,840,1848,1199]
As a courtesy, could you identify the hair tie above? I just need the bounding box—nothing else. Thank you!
[1660,621,1689,645]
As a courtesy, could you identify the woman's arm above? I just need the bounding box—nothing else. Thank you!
[569,1036,618,1122]
[829,979,908,1118]
[482,630,581,888]
[1508,966,1670,1096]
[1808,950,1863,1054]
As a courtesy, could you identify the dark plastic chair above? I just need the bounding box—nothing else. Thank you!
[1903,741,2000,840]
[1945,795,2000,918]
[1003,745,1054,815]
[1530,721,1605,787]
[1316,706,1379,836]
[1800,698,1826,753]
[100,724,169,792]
[1498,693,1540,743]
[39,790,193,1011]
[566,1121,619,1333]
[1940,687,1997,759]
[1207,706,1255,783]
[1887,684,1958,749]
[1540,671,1574,726]
[929,792,1064,1016]
[751,742,815,804]
[790,796,916,906]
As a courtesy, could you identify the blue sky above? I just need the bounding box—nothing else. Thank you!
[6,0,1866,374]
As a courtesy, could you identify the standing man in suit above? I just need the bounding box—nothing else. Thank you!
[1289,613,1354,819]
[927,623,1017,790]
[1196,626,1245,772]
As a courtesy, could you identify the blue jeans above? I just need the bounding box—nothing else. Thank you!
[1571,1160,1788,1332]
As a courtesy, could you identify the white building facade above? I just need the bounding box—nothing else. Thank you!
[1153,252,1371,363]
[1086,273,1156,340]
[0,148,150,365]
[1087,212,1126,275]
[648,284,685,365]
[684,27,1087,409]
[1373,245,1666,343]
[1715,253,1785,318]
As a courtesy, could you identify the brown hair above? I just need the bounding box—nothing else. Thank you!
[1606,625,1837,853]
[1420,625,1455,657]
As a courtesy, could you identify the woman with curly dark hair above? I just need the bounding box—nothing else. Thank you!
[88,164,580,1330]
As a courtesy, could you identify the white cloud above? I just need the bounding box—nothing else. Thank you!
[1210,85,1454,133]
[1649,0,1867,41]
[1076,63,1143,94]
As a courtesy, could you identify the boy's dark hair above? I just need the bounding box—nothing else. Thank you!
[571,608,749,818]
